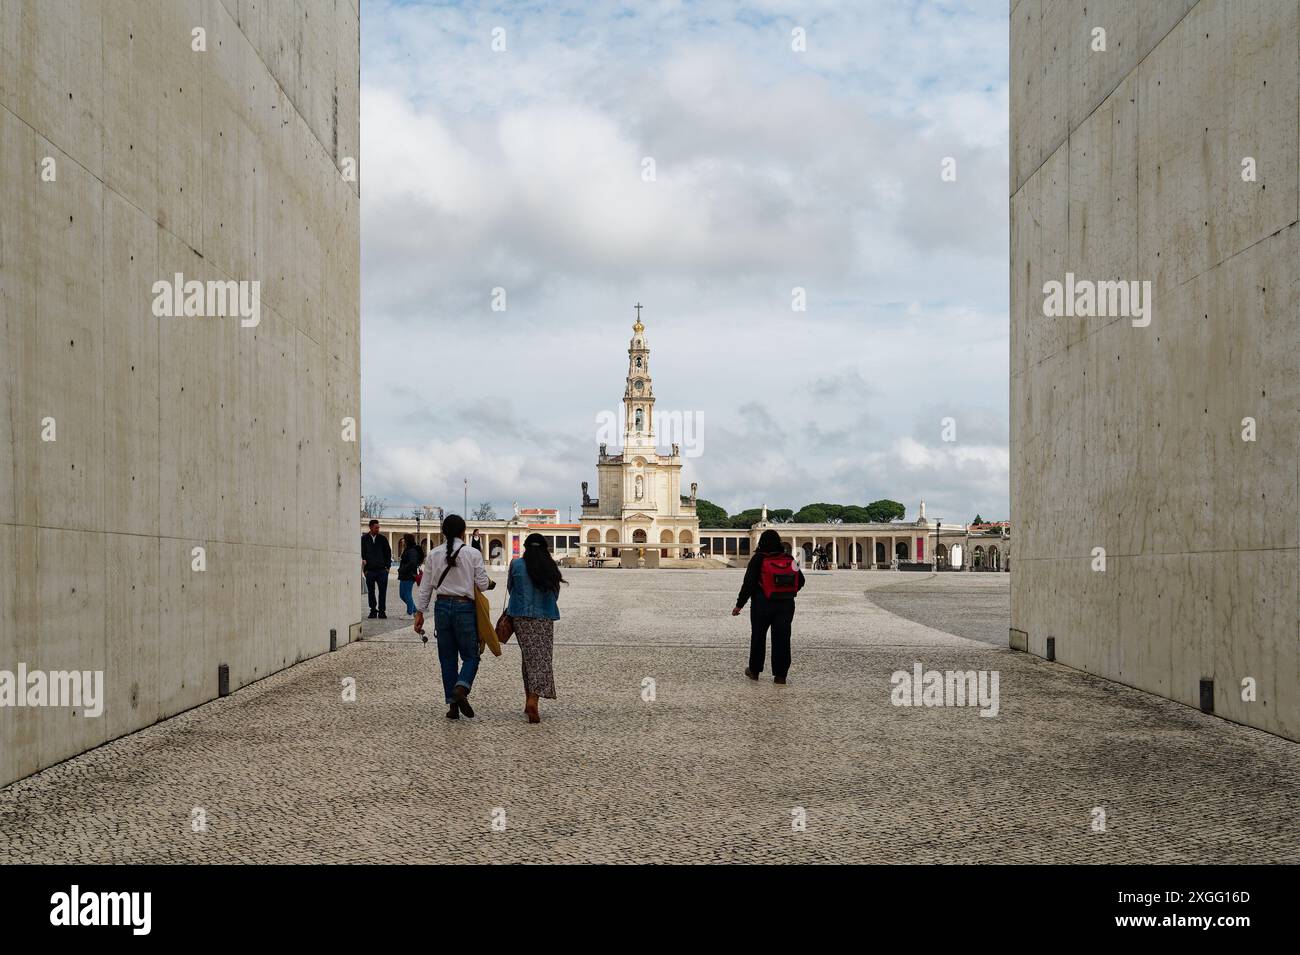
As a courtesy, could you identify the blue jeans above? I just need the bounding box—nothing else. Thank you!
[399,579,417,615]
[433,600,480,704]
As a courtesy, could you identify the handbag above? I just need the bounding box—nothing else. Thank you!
[495,609,514,643]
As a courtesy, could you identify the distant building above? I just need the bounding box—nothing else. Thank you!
[579,310,700,560]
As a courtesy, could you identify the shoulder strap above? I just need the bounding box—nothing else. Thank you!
[434,563,454,590]
[434,541,461,590]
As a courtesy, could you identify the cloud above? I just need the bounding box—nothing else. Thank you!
[359,1,1010,523]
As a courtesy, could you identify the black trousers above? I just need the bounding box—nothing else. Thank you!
[365,570,388,612]
[749,597,795,678]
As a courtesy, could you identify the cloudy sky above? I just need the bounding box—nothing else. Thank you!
[360,0,1009,524]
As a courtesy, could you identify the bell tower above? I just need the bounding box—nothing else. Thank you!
[623,303,655,452]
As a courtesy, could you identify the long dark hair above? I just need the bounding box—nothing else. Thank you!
[442,514,466,563]
[756,529,784,554]
[521,533,565,593]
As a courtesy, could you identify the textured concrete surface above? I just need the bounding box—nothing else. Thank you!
[860,573,1011,647]
[1010,0,1300,739]
[2,570,1297,864]
[0,2,361,786]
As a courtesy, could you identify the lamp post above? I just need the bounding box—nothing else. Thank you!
[463,478,468,518]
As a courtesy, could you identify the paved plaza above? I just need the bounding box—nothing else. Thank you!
[2,569,1298,864]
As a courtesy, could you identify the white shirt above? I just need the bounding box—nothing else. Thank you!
[415,539,490,611]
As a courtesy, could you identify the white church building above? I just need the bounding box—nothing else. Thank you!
[578,309,700,564]
[361,307,1008,571]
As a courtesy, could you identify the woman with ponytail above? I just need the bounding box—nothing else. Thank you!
[414,514,495,720]
[505,533,565,723]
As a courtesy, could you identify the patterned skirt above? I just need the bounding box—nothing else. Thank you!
[513,616,556,699]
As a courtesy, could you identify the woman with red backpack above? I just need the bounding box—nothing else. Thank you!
[731,529,805,685]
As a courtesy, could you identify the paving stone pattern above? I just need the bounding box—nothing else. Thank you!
[2,570,1297,863]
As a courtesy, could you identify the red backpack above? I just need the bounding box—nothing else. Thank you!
[759,553,799,599]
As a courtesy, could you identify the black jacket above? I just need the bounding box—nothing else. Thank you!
[736,551,806,609]
[397,543,424,581]
[361,533,392,573]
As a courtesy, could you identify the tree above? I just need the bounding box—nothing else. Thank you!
[864,499,905,522]
[793,503,838,523]
[728,508,766,528]
[472,501,497,521]
[694,498,728,528]
[768,508,795,523]
[361,495,387,518]
[972,514,984,525]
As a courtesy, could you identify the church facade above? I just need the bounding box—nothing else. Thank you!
[579,310,700,561]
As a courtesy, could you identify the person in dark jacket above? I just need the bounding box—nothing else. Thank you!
[732,529,805,684]
[396,533,424,617]
[361,519,392,618]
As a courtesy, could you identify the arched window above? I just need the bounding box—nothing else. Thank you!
[895,540,909,561]
[875,541,886,564]
[634,408,643,431]
[973,546,985,568]
[635,356,642,369]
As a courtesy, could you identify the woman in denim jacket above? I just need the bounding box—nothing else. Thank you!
[507,533,564,723]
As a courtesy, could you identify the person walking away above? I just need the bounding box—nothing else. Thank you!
[732,529,805,684]
[362,519,392,619]
[414,514,495,719]
[397,533,424,617]
[506,533,564,723]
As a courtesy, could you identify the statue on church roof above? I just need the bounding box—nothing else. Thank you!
[582,481,590,506]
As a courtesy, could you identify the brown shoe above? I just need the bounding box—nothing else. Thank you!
[744,668,759,681]
[774,677,787,685]
[445,703,460,719]
[453,685,475,718]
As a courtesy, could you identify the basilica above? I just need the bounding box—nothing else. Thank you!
[578,309,700,565]
[362,307,1008,573]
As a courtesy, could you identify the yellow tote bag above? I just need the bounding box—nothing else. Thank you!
[474,586,502,656]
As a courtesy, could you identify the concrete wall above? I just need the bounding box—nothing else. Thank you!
[0,0,360,786]
[1010,0,1298,738]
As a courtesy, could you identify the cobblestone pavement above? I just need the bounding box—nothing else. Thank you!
[2,569,1298,863]
[860,572,1011,646]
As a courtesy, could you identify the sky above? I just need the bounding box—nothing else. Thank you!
[360,0,1010,524]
